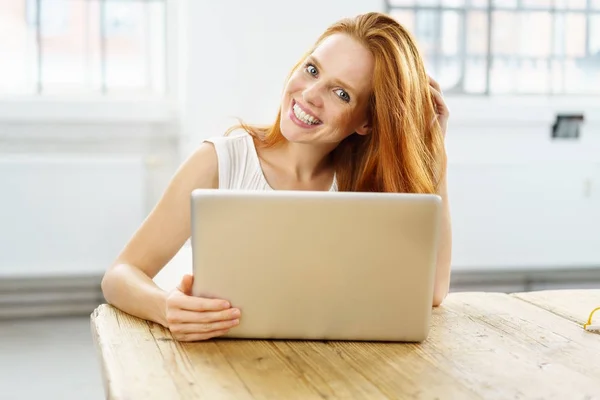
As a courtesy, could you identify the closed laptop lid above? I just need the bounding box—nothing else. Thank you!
[190,189,441,342]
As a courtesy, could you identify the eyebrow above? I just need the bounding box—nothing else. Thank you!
[307,55,357,95]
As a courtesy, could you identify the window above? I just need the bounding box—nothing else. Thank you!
[0,0,166,96]
[386,0,600,95]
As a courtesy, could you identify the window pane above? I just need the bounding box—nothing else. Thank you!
[492,12,518,55]
[566,0,587,8]
[388,0,416,5]
[441,11,461,56]
[439,56,461,89]
[555,13,588,57]
[0,0,166,96]
[584,63,600,94]
[489,58,516,93]
[553,13,565,56]
[564,13,586,57]
[516,59,549,93]
[468,0,490,7]
[415,10,440,55]
[519,12,551,57]
[103,0,166,94]
[553,0,587,8]
[440,11,462,90]
[38,0,96,94]
[388,1,600,95]
[467,11,488,55]
[87,1,103,91]
[147,1,166,94]
[564,60,582,92]
[590,16,600,55]
[464,57,487,93]
[441,0,466,6]
[550,60,564,93]
[390,10,415,33]
[492,0,517,8]
[414,10,441,77]
[0,0,37,94]
[564,58,600,94]
[522,0,553,6]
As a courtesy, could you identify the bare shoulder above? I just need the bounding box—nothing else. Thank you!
[175,141,219,190]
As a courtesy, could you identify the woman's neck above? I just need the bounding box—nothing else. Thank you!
[270,140,336,182]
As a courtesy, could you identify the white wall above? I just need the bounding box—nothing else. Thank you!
[178,0,600,271]
[444,97,600,270]
[0,155,145,278]
[0,103,181,277]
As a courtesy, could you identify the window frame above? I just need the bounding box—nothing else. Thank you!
[385,0,600,96]
[0,0,178,124]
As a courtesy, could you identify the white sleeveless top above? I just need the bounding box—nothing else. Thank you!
[204,131,338,191]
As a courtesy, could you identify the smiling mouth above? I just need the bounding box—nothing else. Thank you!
[291,100,322,126]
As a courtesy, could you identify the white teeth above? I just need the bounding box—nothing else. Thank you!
[293,103,320,125]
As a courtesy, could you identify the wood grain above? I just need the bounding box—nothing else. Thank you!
[91,291,600,400]
[511,289,600,326]
[90,305,180,399]
[437,292,600,398]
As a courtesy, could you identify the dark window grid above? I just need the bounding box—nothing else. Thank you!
[28,0,166,95]
[386,4,600,12]
[386,0,598,94]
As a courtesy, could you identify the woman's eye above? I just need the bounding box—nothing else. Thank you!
[335,89,350,102]
[306,64,318,76]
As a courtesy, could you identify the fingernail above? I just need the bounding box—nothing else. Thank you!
[222,301,230,308]
[232,319,240,325]
[232,309,240,317]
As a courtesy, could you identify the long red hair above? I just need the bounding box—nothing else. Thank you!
[226,12,446,194]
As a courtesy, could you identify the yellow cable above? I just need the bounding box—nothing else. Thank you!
[583,307,600,330]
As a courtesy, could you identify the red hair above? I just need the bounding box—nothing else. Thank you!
[227,12,446,194]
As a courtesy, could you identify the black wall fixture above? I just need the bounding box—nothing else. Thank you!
[552,114,584,140]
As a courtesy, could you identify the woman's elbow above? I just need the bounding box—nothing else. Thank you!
[432,260,452,307]
[432,292,447,307]
[100,264,122,304]
[100,269,114,303]
[432,285,449,307]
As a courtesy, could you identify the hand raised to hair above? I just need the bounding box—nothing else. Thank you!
[428,75,450,138]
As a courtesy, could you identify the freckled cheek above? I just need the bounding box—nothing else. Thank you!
[285,72,306,94]
[328,106,357,135]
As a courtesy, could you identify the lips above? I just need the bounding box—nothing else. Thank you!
[294,100,321,122]
[291,99,322,126]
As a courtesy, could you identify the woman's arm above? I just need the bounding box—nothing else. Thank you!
[427,75,452,307]
[100,142,219,326]
[432,174,452,306]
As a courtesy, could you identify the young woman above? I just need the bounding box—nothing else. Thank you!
[101,12,452,342]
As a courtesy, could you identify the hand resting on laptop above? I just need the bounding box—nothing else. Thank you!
[165,274,241,342]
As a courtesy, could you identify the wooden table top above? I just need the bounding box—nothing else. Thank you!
[91,290,600,399]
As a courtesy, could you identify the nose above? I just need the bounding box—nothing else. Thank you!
[302,83,323,108]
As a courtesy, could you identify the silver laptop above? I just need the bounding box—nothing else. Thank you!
[190,189,441,342]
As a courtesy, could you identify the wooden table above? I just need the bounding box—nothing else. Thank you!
[91,290,600,399]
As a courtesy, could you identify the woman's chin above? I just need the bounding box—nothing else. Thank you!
[280,119,308,143]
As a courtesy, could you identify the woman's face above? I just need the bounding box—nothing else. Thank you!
[279,33,374,146]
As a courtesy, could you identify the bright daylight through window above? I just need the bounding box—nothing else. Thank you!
[387,0,600,95]
[0,0,166,96]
